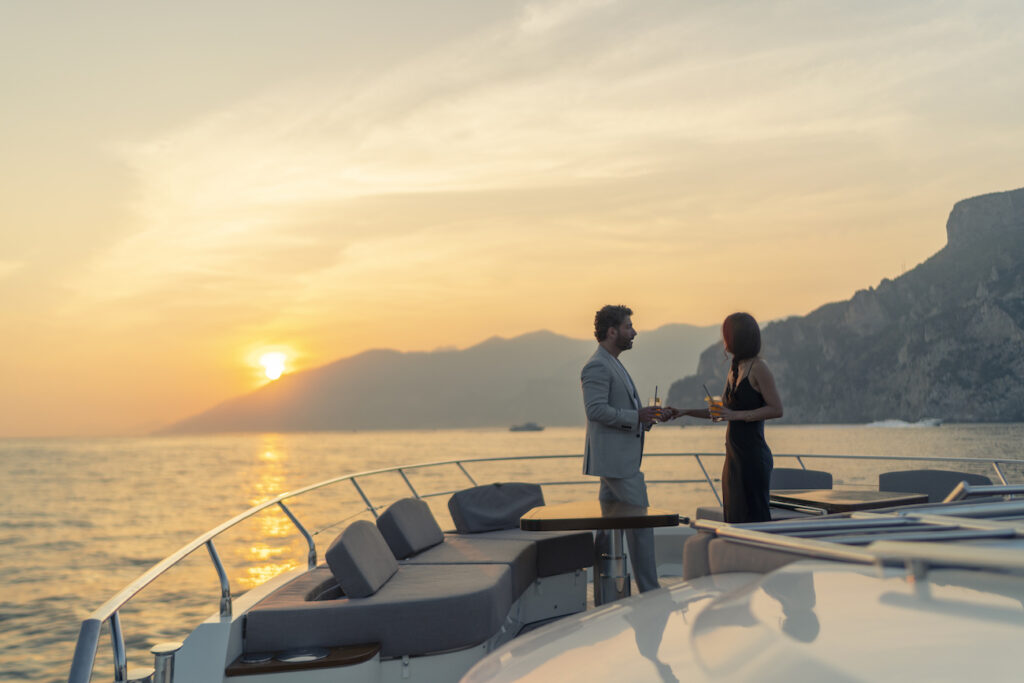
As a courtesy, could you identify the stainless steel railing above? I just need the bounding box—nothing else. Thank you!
[67,451,1024,683]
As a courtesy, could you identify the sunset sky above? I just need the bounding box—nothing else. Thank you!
[3,1,1024,437]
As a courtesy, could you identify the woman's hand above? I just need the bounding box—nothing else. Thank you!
[662,406,716,420]
[660,406,682,420]
[715,406,740,422]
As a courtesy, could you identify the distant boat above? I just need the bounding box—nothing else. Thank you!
[867,418,943,428]
[509,422,544,432]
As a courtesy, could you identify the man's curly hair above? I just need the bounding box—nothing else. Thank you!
[594,305,633,341]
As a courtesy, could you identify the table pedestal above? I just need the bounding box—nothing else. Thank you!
[519,500,683,605]
[594,529,630,605]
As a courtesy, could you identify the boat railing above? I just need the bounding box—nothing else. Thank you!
[68,451,1024,683]
[944,481,1024,502]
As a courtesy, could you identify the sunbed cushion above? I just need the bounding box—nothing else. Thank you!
[456,528,594,577]
[324,521,399,598]
[245,564,512,657]
[448,482,545,533]
[771,467,833,490]
[399,536,538,597]
[376,498,445,559]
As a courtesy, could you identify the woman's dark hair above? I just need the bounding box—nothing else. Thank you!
[594,305,633,341]
[722,312,761,380]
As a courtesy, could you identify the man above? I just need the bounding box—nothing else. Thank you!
[581,304,661,593]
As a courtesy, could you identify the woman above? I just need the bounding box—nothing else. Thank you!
[665,312,783,522]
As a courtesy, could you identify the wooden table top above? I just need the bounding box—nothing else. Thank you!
[769,488,929,514]
[520,500,683,531]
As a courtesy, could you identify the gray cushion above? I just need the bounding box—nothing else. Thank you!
[879,469,993,503]
[459,528,594,577]
[399,536,538,598]
[376,498,445,559]
[448,482,545,533]
[245,564,512,657]
[324,521,399,598]
[771,468,833,490]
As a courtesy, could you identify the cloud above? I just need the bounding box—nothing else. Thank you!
[64,1,1024,320]
[518,0,619,34]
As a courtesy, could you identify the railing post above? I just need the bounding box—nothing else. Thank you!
[205,540,232,617]
[68,618,101,683]
[110,611,128,682]
[350,477,379,518]
[456,461,478,486]
[993,462,1009,485]
[694,454,722,506]
[126,667,154,683]
[278,501,317,569]
[397,468,420,498]
[151,641,183,683]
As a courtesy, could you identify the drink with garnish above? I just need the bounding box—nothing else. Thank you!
[703,384,724,422]
[704,395,724,422]
[648,385,662,423]
[648,395,662,423]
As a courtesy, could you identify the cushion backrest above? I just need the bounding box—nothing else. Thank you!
[376,498,445,559]
[770,467,833,490]
[879,469,993,503]
[448,482,544,533]
[324,521,399,598]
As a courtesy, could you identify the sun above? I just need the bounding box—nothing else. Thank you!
[259,352,287,380]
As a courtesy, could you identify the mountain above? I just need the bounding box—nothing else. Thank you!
[667,186,1024,423]
[158,323,719,434]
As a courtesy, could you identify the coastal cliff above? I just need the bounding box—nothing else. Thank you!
[667,187,1024,423]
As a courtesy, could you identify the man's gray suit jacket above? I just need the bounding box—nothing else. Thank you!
[581,346,644,479]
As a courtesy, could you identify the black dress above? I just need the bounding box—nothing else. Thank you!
[722,366,774,523]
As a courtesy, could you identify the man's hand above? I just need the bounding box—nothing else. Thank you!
[638,406,661,425]
[659,406,682,420]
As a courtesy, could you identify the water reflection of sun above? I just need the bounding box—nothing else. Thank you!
[237,440,299,589]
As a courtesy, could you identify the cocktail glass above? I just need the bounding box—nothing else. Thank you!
[704,395,723,422]
[648,396,662,423]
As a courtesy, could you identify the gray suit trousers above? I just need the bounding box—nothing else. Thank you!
[595,472,660,593]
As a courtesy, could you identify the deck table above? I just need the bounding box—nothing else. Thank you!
[770,489,929,515]
[521,501,684,604]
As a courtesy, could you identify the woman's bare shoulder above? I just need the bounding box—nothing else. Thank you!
[748,357,774,386]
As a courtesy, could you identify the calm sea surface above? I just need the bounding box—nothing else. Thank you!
[5,424,1024,682]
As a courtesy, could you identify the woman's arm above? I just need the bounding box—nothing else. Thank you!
[717,360,783,422]
[661,406,713,420]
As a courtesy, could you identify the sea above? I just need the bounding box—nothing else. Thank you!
[5,423,1024,682]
